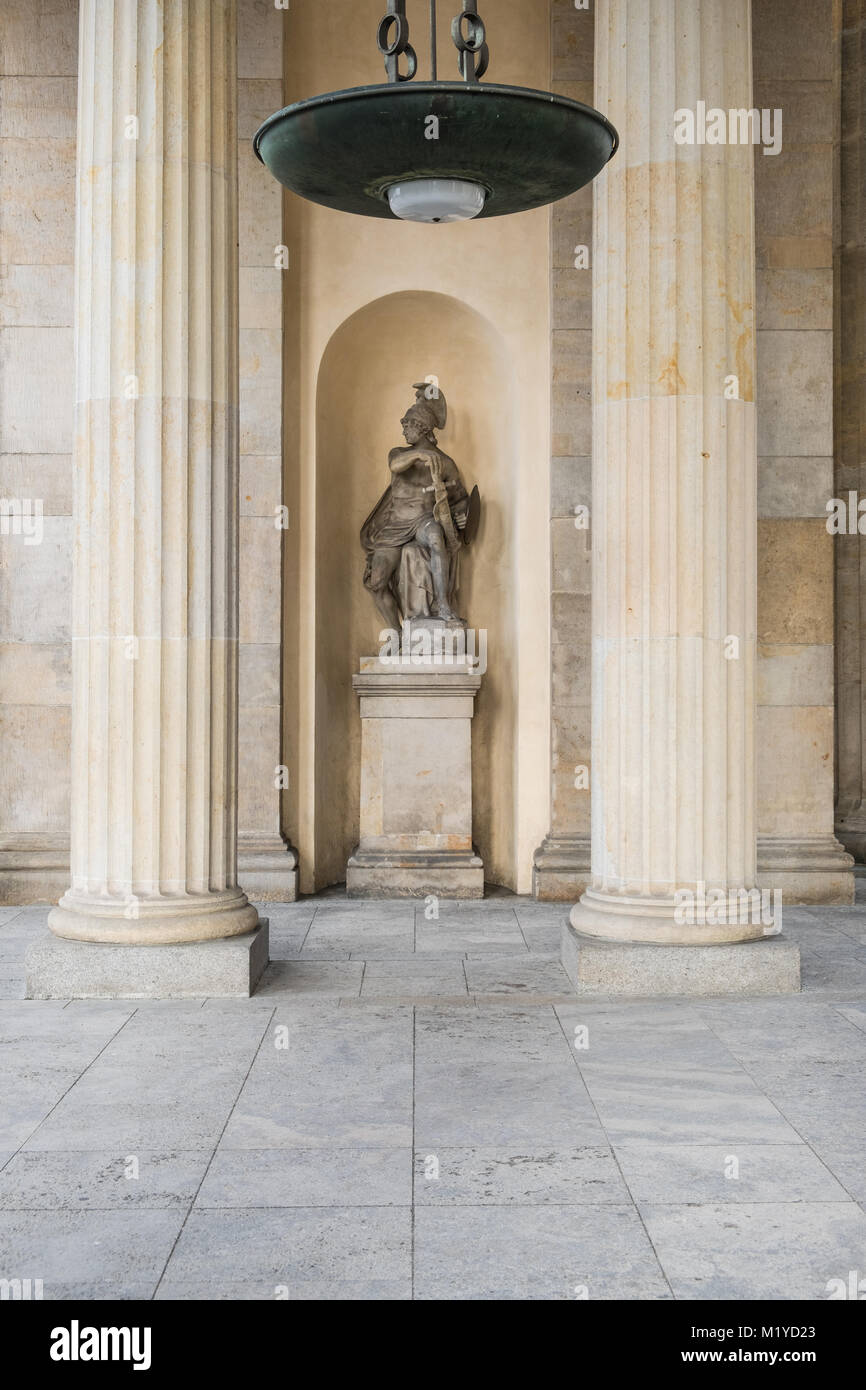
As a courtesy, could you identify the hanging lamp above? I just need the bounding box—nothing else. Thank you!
[253,1,618,223]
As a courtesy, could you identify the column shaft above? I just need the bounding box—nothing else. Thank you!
[572,0,764,943]
[49,0,258,944]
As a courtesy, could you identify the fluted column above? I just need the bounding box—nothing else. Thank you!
[571,0,764,944]
[49,0,258,944]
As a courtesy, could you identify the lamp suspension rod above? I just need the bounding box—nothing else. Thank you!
[430,0,437,81]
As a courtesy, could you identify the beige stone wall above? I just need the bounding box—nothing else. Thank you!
[535,0,851,905]
[753,0,853,901]
[0,0,295,903]
[533,0,594,900]
[0,0,857,907]
[834,0,866,861]
[282,0,551,894]
[236,0,297,897]
[0,0,78,902]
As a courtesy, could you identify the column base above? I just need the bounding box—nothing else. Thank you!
[346,849,484,899]
[47,887,260,944]
[758,834,854,904]
[532,834,591,901]
[238,833,299,901]
[570,889,771,944]
[25,920,269,999]
[561,921,800,996]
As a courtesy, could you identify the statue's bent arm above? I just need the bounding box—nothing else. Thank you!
[389,445,437,475]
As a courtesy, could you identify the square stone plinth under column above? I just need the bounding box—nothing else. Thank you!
[347,656,484,899]
[24,922,269,999]
[561,923,800,996]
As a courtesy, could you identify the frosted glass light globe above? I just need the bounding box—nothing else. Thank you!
[386,178,486,223]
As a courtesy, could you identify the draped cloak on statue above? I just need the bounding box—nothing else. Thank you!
[360,480,471,622]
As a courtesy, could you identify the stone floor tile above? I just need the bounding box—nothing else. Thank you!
[303,916,415,958]
[556,1001,737,1070]
[0,1149,210,1209]
[197,1146,411,1207]
[311,901,415,924]
[251,902,315,927]
[640,1201,866,1300]
[806,1147,866,1206]
[578,1061,800,1145]
[799,947,866,993]
[414,1006,605,1148]
[464,954,573,997]
[754,1058,866,1151]
[18,1008,267,1151]
[0,1077,83,1149]
[156,1207,412,1300]
[22,1074,242,1152]
[414,900,519,924]
[360,960,468,999]
[515,916,567,954]
[414,1205,671,1300]
[413,1145,629,1205]
[694,997,866,1062]
[0,1208,186,1299]
[221,1007,413,1149]
[255,960,364,996]
[613,1142,851,1203]
[414,921,527,954]
[833,1002,866,1034]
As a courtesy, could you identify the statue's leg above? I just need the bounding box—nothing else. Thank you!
[418,520,459,620]
[368,547,402,630]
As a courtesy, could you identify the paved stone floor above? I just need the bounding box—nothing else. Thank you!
[1,890,866,1300]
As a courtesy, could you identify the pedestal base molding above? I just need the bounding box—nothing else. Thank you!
[561,922,801,997]
[238,833,299,901]
[347,849,483,899]
[758,835,854,904]
[834,817,866,868]
[0,835,71,906]
[25,921,270,999]
[532,835,591,901]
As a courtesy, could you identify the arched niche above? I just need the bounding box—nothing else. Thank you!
[312,290,518,891]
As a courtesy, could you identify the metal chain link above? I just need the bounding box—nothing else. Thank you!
[376,1,418,84]
[451,2,489,82]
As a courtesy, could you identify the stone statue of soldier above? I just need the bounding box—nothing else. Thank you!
[361,383,480,633]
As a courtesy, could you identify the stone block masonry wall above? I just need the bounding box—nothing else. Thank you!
[0,0,79,903]
[753,0,853,902]
[533,0,594,900]
[0,0,296,903]
[536,0,851,906]
[834,0,866,862]
[236,0,297,898]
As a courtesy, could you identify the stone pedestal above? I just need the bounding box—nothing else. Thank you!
[347,657,484,898]
[26,921,269,1000]
[561,924,800,998]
